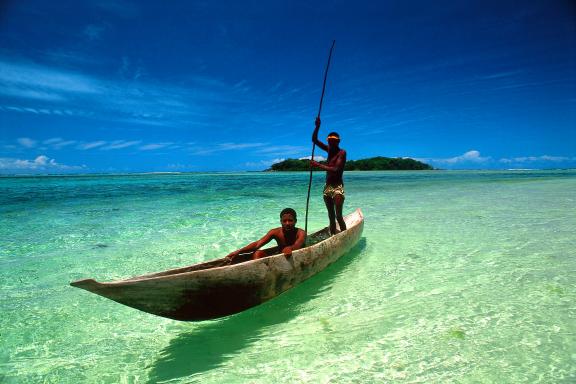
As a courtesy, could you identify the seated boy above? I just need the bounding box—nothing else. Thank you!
[225,208,306,264]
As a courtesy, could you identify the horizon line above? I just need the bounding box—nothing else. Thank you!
[2,168,576,178]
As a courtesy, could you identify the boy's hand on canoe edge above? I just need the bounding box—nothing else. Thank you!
[282,247,293,258]
[225,251,239,263]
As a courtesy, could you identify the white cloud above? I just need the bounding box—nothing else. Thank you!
[42,138,77,149]
[244,158,285,168]
[256,145,308,157]
[0,58,255,129]
[218,142,266,150]
[33,155,50,166]
[118,56,147,81]
[480,70,525,80]
[0,155,85,172]
[0,87,67,102]
[499,155,573,163]
[0,105,94,117]
[0,59,220,110]
[417,150,491,166]
[299,155,327,161]
[0,60,100,96]
[8,135,316,165]
[101,140,142,150]
[43,138,63,145]
[191,142,266,155]
[139,143,173,151]
[17,137,37,148]
[166,163,194,171]
[12,137,172,152]
[78,141,107,150]
[443,150,490,164]
[415,151,576,169]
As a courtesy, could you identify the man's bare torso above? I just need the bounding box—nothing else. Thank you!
[326,149,346,186]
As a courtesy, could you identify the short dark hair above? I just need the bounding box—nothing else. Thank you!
[280,208,297,219]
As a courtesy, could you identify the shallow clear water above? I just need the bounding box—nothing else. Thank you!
[1,170,575,383]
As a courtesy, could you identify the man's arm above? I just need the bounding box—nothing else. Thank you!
[312,117,329,152]
[226,230,275,260]
[310,150,346,172]
[281,229,307,257]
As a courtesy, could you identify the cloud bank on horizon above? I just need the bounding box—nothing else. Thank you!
[416,150,576,170]
[0,0,574,173]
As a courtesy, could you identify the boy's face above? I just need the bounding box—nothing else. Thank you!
[280,213,296,232]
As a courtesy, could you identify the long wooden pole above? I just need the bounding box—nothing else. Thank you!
[304,40,336,237]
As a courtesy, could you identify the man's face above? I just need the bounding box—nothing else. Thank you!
[327,137,340,148]
[281,213,296,232]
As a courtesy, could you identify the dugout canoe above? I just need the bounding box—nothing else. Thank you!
[70,208,364,321]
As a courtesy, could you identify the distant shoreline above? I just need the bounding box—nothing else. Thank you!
[266,156,433,171]
[1,168,575,178]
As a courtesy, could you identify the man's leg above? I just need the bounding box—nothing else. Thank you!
[324,196,337,235]
[334,194,347,232]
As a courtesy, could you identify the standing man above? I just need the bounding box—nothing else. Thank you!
[310,117,347,235]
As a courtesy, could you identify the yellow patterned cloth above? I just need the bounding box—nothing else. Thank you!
[323,184,345,198]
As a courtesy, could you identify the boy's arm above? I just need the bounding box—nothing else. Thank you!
[312,117,329,152]
[293,229,307,250]
[226,230,275,259]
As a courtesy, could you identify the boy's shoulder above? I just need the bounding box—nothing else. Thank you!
[269,227,283,235]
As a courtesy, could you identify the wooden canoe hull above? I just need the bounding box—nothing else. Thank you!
[71,208,364,321]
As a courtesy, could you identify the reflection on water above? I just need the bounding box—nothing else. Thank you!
[148,240,366,382]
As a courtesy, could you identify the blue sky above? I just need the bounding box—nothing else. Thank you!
[0,0,574,173]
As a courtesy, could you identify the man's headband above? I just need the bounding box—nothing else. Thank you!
[327,135,340,140]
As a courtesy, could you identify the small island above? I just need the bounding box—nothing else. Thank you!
[267,156,433,171]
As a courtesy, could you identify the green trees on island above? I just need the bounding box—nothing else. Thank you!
[267,156,433,171]
[267,159,310,172]
[346,157,433,170]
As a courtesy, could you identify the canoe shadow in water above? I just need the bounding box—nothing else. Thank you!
[147,238,367,383]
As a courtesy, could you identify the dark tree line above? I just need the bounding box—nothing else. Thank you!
[267,156,433,171]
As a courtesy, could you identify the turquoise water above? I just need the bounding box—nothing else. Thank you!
[1,170,575,383]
